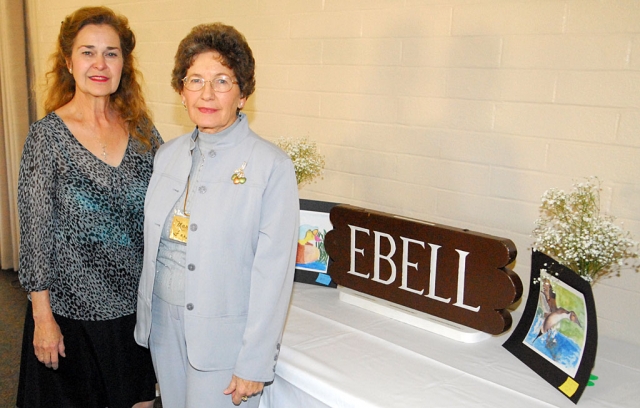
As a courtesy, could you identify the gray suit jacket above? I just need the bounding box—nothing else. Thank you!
[135,115,299,382]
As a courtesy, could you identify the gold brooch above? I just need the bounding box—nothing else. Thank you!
[231,161,247,184]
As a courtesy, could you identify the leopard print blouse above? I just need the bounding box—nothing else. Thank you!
[18,112,162,320]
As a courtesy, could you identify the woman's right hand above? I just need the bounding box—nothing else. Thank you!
[31,290,66,370]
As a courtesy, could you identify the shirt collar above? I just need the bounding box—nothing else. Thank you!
[188,113,247,153]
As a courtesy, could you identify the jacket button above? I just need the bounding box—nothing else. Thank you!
[186,303,194,310]
[208,150,216,158]
[190,224,198,231]
[198,185,207,193]
[188,264,195,271]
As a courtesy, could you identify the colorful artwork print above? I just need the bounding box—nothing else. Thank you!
[503,251,597,404]
[296,210,332,273]
[524,270,587,378]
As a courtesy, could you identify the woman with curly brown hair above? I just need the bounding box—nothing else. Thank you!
[17,6,161,408]
[134,23,299,407]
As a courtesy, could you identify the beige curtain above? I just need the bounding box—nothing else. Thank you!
[0,0,30,270]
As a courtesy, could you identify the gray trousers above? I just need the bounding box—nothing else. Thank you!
[149,294,262,408]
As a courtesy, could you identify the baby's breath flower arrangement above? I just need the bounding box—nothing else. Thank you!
[276,137,325,187]
[532,177,639,285]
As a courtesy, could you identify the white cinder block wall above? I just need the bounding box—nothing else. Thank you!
[26,0,640,345]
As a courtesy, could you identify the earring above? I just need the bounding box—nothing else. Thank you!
[182,101,187,111]
[69,68,73,74]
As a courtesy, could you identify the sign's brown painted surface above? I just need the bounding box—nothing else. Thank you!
[325,205,522,335]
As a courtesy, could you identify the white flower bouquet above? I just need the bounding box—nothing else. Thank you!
[276,137,325,187]
[532,177,639,284]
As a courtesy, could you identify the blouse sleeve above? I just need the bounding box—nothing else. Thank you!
[18,121,59,292]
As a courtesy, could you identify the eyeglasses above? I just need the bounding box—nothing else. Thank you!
[182,75,238,92]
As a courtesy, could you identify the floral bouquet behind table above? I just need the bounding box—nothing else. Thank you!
[532,177,639,285]
[276,137,325,187]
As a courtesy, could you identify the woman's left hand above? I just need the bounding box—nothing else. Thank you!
[223,374,264,405]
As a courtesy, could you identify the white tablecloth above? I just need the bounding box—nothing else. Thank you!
[260,283,640,408]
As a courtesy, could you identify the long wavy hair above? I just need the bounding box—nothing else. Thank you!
[44,6,154,150]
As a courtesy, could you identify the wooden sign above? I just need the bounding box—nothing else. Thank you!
[324,205,522,335]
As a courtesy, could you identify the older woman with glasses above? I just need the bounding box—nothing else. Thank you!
[134,23,299,407]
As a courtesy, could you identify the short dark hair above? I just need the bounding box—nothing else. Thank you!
[171,23,255,100]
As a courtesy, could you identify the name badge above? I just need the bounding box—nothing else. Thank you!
[170,213,189,243]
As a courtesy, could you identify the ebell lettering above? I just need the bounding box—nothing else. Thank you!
[347,224,481,312]
[325,205,523,335]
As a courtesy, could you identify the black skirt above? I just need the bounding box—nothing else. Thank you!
[17,302,156,408]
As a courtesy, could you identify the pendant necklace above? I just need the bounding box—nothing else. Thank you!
[94,130,108,160]
[98,139,107,160]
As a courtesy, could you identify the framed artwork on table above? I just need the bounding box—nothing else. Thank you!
[503,250,597,404]
[293,199,338,288]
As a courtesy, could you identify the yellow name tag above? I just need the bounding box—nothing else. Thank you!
[169,214,189,243]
